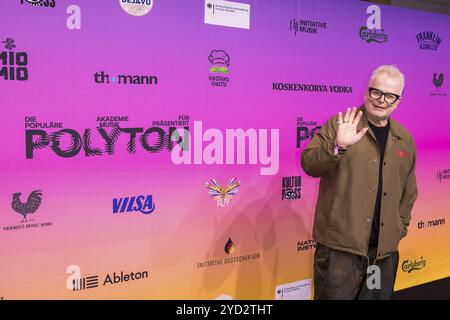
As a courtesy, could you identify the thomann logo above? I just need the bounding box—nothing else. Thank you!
[401,257,426,273]
[20,0,56,7]
[1,38,29,81]
[359,5,387,44]
[416,31,441,51]
[94,71,158,86]
[170,121,279,175]
[113,194,156,214]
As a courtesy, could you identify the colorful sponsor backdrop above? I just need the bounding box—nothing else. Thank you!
[0,0,449,299]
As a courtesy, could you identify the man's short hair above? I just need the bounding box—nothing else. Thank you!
[369,65,405,92]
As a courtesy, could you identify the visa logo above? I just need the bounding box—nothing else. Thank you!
[113,195,156,215]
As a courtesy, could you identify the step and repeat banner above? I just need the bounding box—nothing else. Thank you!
[0,0,449,299]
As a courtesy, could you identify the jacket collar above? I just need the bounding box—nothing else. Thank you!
[357,104,402,140]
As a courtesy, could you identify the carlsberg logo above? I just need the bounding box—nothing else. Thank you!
[402,258,426,273]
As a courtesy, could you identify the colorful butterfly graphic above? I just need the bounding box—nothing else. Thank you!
[205,178,240,201]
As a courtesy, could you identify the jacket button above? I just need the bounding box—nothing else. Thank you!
[374,159,378,163]
[383,161,386,166]
[367,218,371,223]
[381,222,384,227]
[383,192,387,196]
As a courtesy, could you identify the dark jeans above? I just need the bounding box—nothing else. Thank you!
[313,243,399,300]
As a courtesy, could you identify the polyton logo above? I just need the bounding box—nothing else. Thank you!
[113,195,156,214]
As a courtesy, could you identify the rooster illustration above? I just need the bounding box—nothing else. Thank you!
[12,190,43,223]
[433,73,444,91]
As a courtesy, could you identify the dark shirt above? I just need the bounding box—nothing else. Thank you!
[368,120,390,248]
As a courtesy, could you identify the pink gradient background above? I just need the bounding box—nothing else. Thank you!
[0,0,449,299]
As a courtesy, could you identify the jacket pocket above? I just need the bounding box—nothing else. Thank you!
[327,197,342,228]
[395,207,404,239]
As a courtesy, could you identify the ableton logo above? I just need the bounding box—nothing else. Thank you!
[72,276,99,291]
[66,265,149,291]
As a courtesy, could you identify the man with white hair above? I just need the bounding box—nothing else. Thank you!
[301,65,418,299]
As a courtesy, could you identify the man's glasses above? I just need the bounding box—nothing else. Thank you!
[368,87,401,104]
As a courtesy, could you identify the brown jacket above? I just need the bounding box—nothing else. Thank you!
[301,105,418,259]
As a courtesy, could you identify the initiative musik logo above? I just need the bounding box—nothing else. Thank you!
[208,49,230,87]
[66,265,149,291]
[3,190,52,231]
[289,18,327,36]
[205,178,240,207]
[437,169,450,182]
[20,0,56,7]
[401,257,426,273]
[113,194,156,215]
[282,176,301,200]
[359,5,388,44]
[196,238,261,269]
[1,38,29,81]
[430,73,446,97]
[93,71,158,86]
[296,116,320,148]
[24,115,189,159]
[416,31,441,51]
